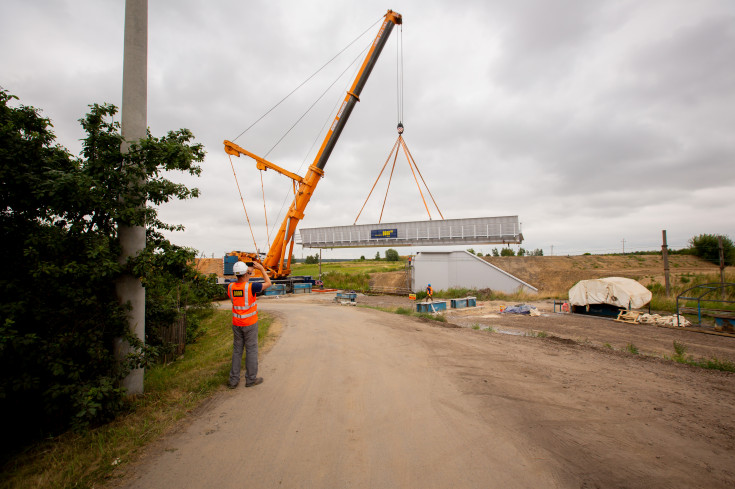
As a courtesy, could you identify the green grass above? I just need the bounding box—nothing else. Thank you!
[361,305,448,323]
[1,310,273,489]
[415,312,447,322]
[626,343,639,355]
[291,260,405,279]
[664,341,735,372]
[646,271,735,314]
[291,260,406,293]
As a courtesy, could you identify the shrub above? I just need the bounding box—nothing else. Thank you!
[0,90,205,452]
[688,234,734,266]
[385,248,400,261]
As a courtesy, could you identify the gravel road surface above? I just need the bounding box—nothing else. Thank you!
[111,293,735,488]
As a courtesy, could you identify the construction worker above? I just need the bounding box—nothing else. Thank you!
[426,283,434,302]
[227,261,272,388]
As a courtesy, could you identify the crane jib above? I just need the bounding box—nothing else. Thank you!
[227,11,402,279]
[315,19,397,170]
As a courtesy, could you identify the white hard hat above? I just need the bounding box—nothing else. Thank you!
[233,261,251,276]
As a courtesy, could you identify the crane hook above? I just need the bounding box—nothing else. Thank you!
[397,122,404,134]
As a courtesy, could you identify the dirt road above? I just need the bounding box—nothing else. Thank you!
[113,294,735,488]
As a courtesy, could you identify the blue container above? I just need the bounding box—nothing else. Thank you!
[416,301,447,313]
[335,292,357,302]
[294,283,312,294]
[264,284,286,296]
[223,255,239,275]
[451,298,468,309]
[467,297,477,307]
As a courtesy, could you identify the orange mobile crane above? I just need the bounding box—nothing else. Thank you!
[224,10,402,281]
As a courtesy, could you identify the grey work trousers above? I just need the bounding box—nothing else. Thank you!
[230,323,258,387]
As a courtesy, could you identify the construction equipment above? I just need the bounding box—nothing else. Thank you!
[224,10,402,280]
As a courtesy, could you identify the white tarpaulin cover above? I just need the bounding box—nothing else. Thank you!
[568,277,652,309]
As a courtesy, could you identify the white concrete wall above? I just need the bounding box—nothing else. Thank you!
[413,251,537,294]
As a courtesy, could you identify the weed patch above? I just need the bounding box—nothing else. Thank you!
[2,310,273,489]
[664,341,735,372]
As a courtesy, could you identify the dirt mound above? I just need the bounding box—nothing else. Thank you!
[194,258,223,277]
[482,254,724,295]
[369,270,410,292]
[367,254,726,295]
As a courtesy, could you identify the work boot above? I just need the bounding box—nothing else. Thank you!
[245,377,264,388]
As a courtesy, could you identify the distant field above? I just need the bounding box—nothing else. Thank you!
[482,254,727,296]
[291,260,405,278]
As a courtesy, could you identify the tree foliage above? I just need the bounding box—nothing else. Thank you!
[500,247,515,256]
[385,248,400,261]
[0,90,210,451]
[688,234,734,266]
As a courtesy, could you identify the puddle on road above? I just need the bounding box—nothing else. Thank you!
[494,329,525,336]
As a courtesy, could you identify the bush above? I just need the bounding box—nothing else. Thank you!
[385,248,400,261]
[0,90,205,453]
[688,234,734,266]
[500,248,515,256]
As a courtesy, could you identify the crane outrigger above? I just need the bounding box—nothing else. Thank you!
[224,10,402,280]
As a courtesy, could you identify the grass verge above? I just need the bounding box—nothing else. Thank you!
[361,305,447,323]
[1,309,273,489]
[664,341,735,372]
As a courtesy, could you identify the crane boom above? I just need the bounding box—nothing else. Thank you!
[224,10,402,279]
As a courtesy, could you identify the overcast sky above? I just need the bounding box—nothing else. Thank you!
[3,0,734,259]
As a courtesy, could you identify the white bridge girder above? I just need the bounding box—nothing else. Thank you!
[298,216,522,249]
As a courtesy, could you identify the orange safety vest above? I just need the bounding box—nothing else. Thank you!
[427,285,433,296]
[228,281,258,327]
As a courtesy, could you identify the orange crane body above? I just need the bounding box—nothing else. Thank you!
[224,10,402,280]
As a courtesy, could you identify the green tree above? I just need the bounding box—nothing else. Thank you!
[375,251,381,260]
[304,254,318,264]
[689,234,734,266]
[385,248,400,261]
[491,248,500,257]
[500,248,515,256]
[0,90,206,448]
[531,248,544,256]
[517,247,527,256]
[466,248,476,255]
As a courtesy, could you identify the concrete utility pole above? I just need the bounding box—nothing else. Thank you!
[115,0,148,395]
[662,230,671,296]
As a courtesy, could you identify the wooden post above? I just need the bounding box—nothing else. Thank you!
[662,230,671,297]
[719,236,725,300]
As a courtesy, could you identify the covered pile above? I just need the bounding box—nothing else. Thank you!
[569,277,652,309]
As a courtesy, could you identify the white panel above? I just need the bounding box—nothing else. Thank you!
[413,251,537,294]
